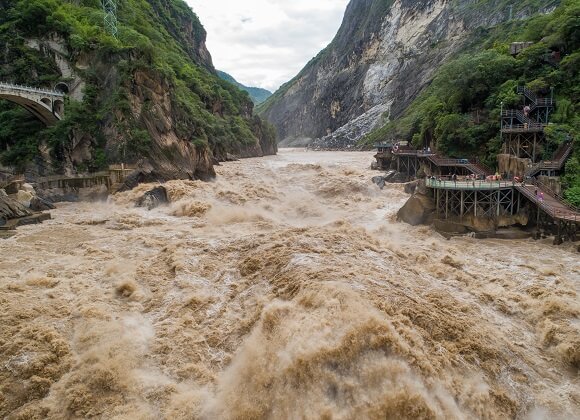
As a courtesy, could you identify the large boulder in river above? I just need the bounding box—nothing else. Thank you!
[136,186,169,210]
[397,192,435,226]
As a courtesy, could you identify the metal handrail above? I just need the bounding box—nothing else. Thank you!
[502,109,532,124]
[426,177,513,190]
[525,142,573,176]
[553,141,573,166]
[529,178,579,213]
[517,86,538,103]
[516,86,555,109]
[516,185,578,222]
[426,156,491,174]
[0,81,65,97]
[501,123,545,132]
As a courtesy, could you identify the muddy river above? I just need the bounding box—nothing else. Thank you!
[1,149,578,419]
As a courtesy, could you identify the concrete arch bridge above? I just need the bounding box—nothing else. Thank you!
[0,82,65,126]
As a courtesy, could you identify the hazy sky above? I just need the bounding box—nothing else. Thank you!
[186,0,350,92]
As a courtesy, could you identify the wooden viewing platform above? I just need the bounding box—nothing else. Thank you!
[425,175,578,242]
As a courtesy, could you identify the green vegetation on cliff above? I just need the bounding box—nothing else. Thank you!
[363,0,579,205]
[0,0,276,174]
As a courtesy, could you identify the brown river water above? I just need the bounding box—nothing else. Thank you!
[0,149,578,419]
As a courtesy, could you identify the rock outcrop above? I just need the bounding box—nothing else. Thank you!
[397,191,435,226]
[0,192,34,224]
[259,0,554,147]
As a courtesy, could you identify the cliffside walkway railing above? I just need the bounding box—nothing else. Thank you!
[515,179,579,223]
[525,141,573,177]
[391,147,493,176]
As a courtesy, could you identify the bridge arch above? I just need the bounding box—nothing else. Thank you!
[0,82,65,126]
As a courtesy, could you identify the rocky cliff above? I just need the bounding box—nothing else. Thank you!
[0,0,276,181]
[258,0,559,148]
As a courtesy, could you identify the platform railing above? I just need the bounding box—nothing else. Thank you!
[426,176,514,190]
[501,123,545,132]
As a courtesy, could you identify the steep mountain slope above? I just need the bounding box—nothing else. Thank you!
[0,0,276,180]
[258,0,559,147]
[217,71,272,105]
[364,0,579,204]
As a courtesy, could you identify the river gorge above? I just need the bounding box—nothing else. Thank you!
[1,149,578,419]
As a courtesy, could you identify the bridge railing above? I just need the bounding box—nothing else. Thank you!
[0,81,65,97]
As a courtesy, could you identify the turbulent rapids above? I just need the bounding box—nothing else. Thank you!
[1,150,578,419]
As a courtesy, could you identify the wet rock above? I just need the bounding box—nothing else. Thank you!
[371,176,385,190]
[434,219,469,234]
[116,169,163,193]
[3,181,21,195]
[226,153,240,161]
[404,180,420,194]
[30,196,56,211]
[0,194,34,220]
[388,172,412,183]
[474,229,533,240]
[136,186,169,210]
[397,192,435,226]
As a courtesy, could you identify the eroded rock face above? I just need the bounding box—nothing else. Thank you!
[0,194,34,222]
[260,0,549,147]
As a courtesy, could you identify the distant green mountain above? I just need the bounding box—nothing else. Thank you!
[217,71,272,105]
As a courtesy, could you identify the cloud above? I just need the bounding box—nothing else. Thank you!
[185,0,350,91]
